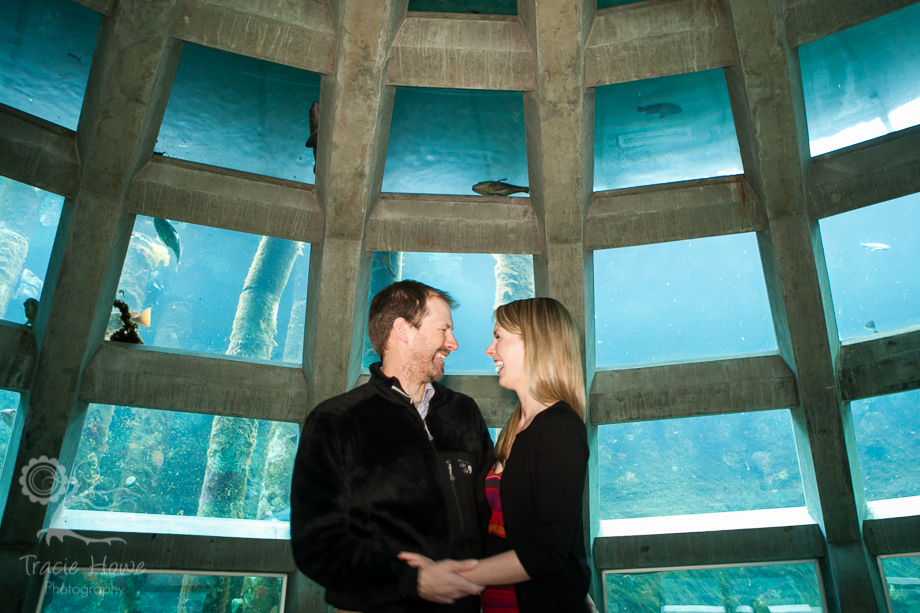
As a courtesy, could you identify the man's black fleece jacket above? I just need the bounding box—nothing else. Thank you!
[290,363,494,613]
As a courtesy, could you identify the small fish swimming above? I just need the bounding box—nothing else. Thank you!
[23,298,39,326]
[305,101,319,172]
[260,507,291,521]
[638,102,683,118]
[14,269,42,301]
[865,320,878,333]
[472,179,529,197]
[860,242,890,252]
[153,218,181,264]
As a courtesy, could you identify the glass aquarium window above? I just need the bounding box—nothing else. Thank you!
[881,554,920,612]
[598,0,647,8]
[38,570,285,613]
[594,69,743,192]
[158,43,321,183]
[0,177,65,325]
[62,404,298,527]
[0,390,20,487]
[361,252,534,372]
[110,216,309,362]
[605,562,824,613]
[818,193,920,340]
[852,389,920,502]
[382,87,528,197]
[407,0,516,14]
[800,3,920,156]
[598,410,805,520]
[0,0,100,130]
[594,233,776,368]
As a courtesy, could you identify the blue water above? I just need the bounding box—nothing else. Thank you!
[0,177,64,325]
[158,43,321,184]
[0,0,99,130]
[852,389,920,501]
[0,389,20,487]
[594,233,776,368]
[599,409,805,520]
[800,3,920,156]
[408,0,516,14]
[382,88,528,197]
[819,193,920,339]
[606,562,824,611]
[594,69,743,192]
[115,216,310,362]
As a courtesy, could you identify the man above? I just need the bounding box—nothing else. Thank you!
[291,280,495,612]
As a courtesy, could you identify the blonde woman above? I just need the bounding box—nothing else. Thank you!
[401,297,592,613]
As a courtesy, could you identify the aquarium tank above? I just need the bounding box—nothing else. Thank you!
[1,0,919,612]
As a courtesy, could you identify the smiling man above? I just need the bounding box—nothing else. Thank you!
[291,280,495,613]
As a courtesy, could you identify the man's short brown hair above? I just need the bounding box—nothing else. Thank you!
[367,280,457,360]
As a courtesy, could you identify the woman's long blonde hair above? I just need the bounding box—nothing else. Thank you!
[493,298,586,463]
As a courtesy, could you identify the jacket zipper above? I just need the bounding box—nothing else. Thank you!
[393,384,466,537]
[445,458,466,534]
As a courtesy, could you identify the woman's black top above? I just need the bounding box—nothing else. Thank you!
[489,402,591,613]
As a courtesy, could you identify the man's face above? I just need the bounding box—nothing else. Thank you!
[405,297,458,385]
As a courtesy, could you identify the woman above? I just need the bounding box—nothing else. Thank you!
[402,297,591,613]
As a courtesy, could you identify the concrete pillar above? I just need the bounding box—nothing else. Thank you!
[518,0,599,601]
[718,0,887,610]
[0,0,184,609]
[300,0,405,391]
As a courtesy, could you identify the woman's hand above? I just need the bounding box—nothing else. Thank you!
[398,551,483,604]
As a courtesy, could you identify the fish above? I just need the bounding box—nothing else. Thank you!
[106,307,152,336]
[153,218,181,264]
[24,298,39,326]
[865,320,878,333]
[1,408,15,427]
[305,101,319,172]
[638,103,683,118]
[14,269,42,301]
[860,242,890,251]
[472,179,529,197]
[260,507,291,521]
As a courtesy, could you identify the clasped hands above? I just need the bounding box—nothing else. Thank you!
[398,551,483,604]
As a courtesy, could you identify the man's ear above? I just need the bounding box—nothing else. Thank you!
[392,317,413,344]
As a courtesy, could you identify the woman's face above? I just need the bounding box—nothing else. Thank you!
[485,323,527,393]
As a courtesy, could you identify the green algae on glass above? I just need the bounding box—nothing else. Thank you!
[606,563,824,612]
[38,571,283,613]
[882,555,920,611]
[598,410,805,520]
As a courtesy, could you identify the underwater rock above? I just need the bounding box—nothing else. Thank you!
[109,299,144,344]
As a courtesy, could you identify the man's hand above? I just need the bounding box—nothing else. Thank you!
[398,552,484,604]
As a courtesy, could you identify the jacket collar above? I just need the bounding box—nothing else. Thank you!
[368,362,452,408]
